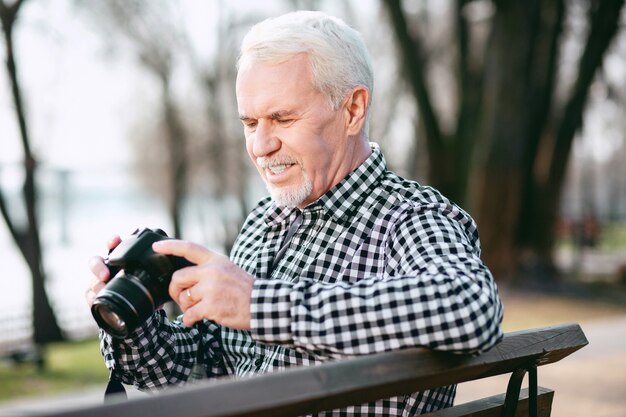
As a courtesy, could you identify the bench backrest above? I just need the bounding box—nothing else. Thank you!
[38,323,588,417]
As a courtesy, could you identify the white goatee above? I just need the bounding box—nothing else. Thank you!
[256,156,313,208]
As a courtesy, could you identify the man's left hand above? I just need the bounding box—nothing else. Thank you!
[153,239,255,330]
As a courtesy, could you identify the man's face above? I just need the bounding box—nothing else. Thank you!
[236,54,354,208]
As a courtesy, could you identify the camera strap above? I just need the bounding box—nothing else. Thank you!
[104,369,127,401]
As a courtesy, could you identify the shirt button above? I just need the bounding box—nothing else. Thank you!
[255,356,264,368]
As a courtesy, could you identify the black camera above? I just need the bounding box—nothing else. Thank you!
[91,228,193,338]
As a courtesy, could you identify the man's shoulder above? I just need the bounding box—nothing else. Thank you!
[374,170,479,239]
[369,170,476,229]
[376,170,449,207]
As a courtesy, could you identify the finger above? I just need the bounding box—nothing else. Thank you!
[106,235,122,251]
[152,239,216,265]
[88,256,110,281]
[176,286,197,312]
[169,266,203,303]
[182,301,205,327]
[86,288,97,307]
[85,285,95,307]
[85,277,106,307]
[157,240,223,302]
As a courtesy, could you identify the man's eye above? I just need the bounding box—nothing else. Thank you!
[277,119,293,125]
[244,121,257,129]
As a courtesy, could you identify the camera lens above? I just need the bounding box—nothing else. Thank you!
[91,270,156,338]
[92,303,127,336]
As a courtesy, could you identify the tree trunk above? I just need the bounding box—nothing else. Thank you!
[380,0,626,282]
[470,0,541,279]
[162,76,187,239]
[523,0,625,272]
[515,0,565,265]
[1,0,65,356]
[385,0,490,209]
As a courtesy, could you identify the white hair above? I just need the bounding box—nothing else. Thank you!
[238,11,374,134]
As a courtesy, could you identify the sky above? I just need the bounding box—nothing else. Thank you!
[2,0,152,171]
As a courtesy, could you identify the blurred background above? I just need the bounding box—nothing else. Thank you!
[1,0,625,416]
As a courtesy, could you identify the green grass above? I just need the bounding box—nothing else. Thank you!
[557,221,626,253]
[0,338,108,401]
[599,221,626,250]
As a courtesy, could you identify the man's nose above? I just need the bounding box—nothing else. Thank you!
[252,120,280,157]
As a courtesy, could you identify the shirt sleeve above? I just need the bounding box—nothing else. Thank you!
[99,309,227,391]
[250,202,503,357]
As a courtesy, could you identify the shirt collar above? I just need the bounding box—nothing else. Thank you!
[264,143,386,226]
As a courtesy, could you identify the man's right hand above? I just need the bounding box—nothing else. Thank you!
[85,235,121,307]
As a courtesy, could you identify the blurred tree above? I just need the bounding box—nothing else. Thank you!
[77,0,256,253]
[80,0,189,239]
[0,0,64,365]
[181,2,254,253]
[385,0,625,280]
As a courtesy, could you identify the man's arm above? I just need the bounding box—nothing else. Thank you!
[250,203,503,357]
[87,236,228,390]
[99,311,227,391]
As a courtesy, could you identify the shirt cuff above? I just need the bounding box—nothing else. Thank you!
[122,310,161,343]
[250,279,295,344]
[102,311,161,354]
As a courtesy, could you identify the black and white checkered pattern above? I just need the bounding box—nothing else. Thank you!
[100,143,503,416]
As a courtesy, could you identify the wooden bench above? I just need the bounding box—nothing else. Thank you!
[39,323,587,417]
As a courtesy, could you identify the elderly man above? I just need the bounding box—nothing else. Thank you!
[87,10,503,416]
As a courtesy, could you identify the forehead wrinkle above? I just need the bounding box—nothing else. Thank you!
[239,108,299,121]
[269,110,296,119]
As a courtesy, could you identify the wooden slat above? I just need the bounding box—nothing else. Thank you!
[422,387,554,417]
[37,323,587,417]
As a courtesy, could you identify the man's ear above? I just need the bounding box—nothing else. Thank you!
[344,86,369,136]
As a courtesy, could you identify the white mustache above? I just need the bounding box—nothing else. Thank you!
[256,156,298,168]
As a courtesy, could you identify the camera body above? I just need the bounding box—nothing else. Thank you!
[91,228,192,338]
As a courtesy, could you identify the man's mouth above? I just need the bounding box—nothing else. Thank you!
[268,164,294,174]
[256,156,298,177]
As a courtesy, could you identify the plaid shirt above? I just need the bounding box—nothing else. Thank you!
[101,143,503,416]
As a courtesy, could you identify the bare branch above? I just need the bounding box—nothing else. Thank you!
[550,0,625,188]
[384,0,444,152]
